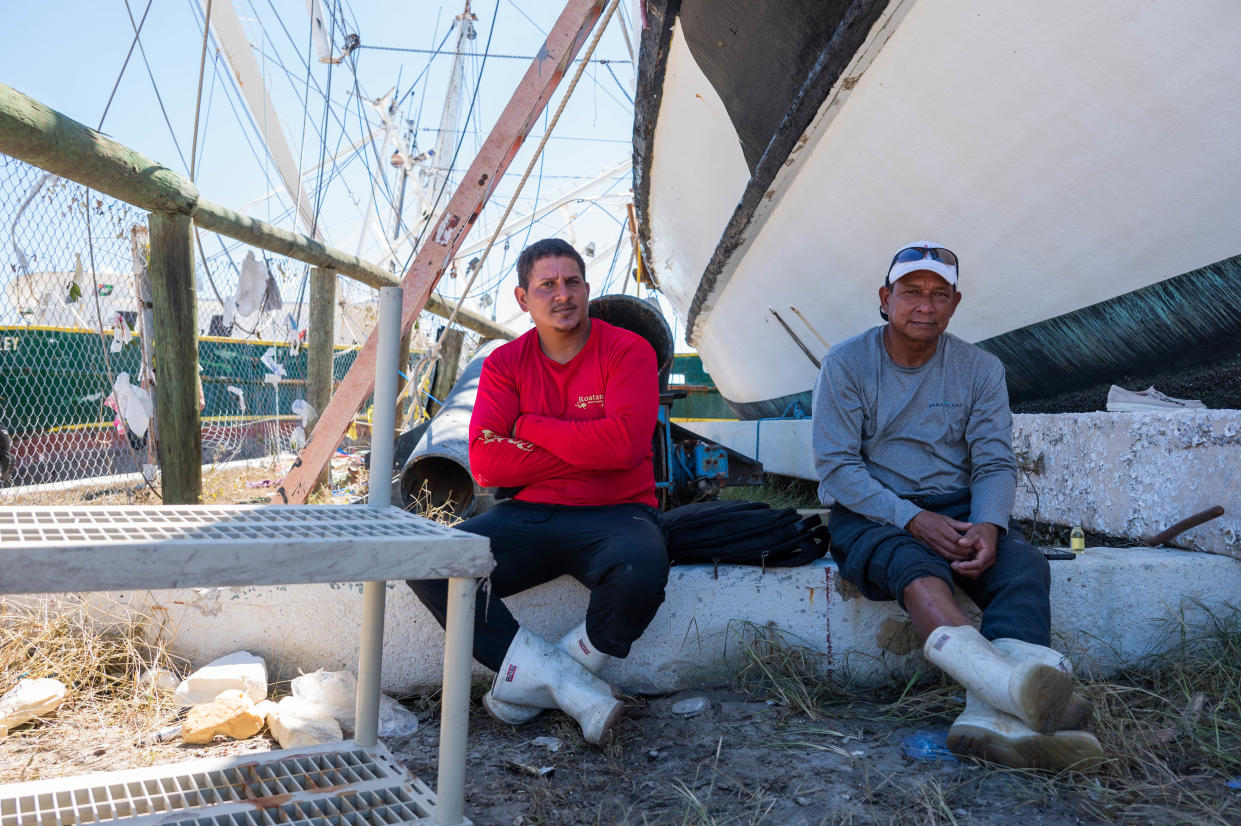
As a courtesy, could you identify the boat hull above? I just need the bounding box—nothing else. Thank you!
[636,0,1241,416]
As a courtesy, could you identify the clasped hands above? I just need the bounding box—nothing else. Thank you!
[904,510,999,578]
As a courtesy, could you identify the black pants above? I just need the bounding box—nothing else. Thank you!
[828,490,1051,645]
[408,500,669,672]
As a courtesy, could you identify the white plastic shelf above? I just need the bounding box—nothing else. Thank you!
[0,504,491,825]
[0,741,434,826]
[0,505,493,593]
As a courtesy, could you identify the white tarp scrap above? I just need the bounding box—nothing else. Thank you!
[286,313,301,356]
[109,312,134,353]
[260,347,286,386]
[290,398,315,428]
[227,385,246,413]
[107,372,153,438]
[224,252,270,329]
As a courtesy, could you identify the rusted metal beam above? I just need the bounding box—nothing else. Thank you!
[273,0,607,505]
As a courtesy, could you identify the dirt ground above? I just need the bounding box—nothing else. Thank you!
[388,685,1100,826]
[0,682,1111,826]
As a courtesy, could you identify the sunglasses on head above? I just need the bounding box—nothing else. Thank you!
[888,246,958,273]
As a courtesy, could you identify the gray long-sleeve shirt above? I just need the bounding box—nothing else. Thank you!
[811,326,1017,531]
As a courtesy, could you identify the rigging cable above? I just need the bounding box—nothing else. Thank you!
[189,0,214,181]
[120,0,190,171]
[397,0,501,276]
[425,0,623,366]
[360,44,630,65]
[99,0,156,129]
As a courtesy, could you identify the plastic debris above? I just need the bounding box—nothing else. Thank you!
[1227,777,1241,791]
[1,678,67,737]
[267,696,342,749]
[531,736,561,752]
[137,723,183,745]
[671,696,710,719]
[291,399,316,428]
[900,730,958,762]
[291,669,418,738]
[260,347,287,386]
[505,760,554,778]
[286,313,301,356]
[109,373,153,439]
[234,252,269,318]
[137,668,179,694]
[173,651,268,706]
[227,385,246,413]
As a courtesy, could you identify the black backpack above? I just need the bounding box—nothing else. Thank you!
[662,500,829,571]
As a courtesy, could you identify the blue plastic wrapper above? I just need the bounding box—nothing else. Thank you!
[901,730,958,762]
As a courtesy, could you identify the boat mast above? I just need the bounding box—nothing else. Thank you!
[206,0,326,241]
[424,2,477,201]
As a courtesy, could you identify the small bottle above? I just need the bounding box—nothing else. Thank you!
[1070,525,1086,553]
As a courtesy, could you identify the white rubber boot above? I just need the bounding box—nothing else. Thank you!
[945,696,1106,771]
[488,627,623,744]
[946,638,1104,771]
[484,622,610,726]
[922,625,1073,733]
[993,638,1091,730]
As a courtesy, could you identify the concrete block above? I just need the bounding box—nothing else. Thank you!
[88,544,1241,696]
[682,411,1241,558]
[1012,412,1241,557]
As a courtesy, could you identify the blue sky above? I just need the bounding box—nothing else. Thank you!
[3,1,650,333]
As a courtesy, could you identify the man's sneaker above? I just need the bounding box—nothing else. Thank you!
[1106,385,1206,412]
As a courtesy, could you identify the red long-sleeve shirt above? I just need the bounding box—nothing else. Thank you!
[468,319,659,507]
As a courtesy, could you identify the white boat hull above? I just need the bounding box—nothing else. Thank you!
[636,0,1241,416]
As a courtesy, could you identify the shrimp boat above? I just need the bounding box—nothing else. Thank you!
[634,0,1241,418]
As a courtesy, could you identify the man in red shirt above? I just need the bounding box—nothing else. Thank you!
[409,238,667,745]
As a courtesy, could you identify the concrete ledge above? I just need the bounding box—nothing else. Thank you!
[74,545,1241,694]
[685,411,1241,558]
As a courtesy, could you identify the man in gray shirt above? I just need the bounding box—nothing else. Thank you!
[812,242,1102,771]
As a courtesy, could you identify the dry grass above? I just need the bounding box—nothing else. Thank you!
[729,609,1241,824]
[0,595,274,784]
[402,479,465,526]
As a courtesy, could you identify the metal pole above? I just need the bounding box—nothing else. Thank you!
[436,576,476,825]
[354,286,403,747]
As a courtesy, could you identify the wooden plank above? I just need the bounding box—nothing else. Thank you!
[429,327,465,417]
[273,0,606,505]
[0,82,196,214]
[306,267,336,489]
[0,505,492,594]
[194,199,516,341]
[148,213,202,504]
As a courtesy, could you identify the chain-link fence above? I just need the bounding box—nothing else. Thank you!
[0,155,456,504]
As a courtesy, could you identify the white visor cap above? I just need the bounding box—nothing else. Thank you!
[887,241,958,287]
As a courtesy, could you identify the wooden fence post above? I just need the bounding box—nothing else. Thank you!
[147,212,202,503]
[306,267,336,489]
[429,327,464,417]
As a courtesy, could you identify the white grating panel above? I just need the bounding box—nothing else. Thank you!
[0,741,453,826]
[0,505,494,593]
[0,506,464,544]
